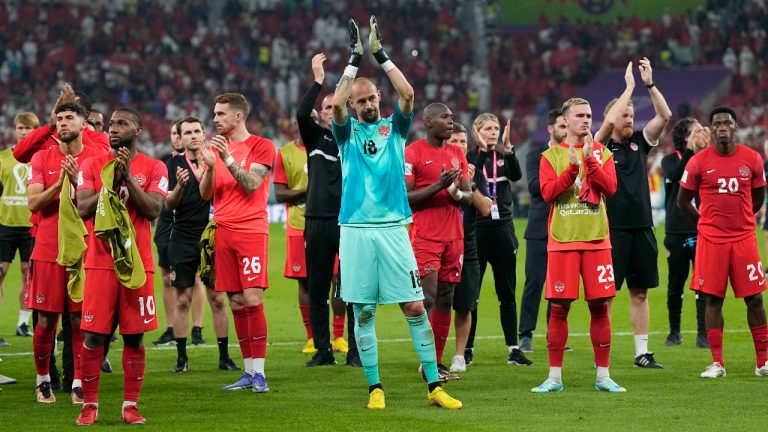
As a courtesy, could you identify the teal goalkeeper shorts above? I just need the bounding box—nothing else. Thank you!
[339,225,424,305]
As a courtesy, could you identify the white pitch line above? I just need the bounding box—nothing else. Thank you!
[0,329,749,358]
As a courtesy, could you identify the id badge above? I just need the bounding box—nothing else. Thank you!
[490,200,500,220]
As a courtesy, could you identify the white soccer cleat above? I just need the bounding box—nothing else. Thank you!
[449,355,466,373]
[700,362,726,378]
[756,361,768,377]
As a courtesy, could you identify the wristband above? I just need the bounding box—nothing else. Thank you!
[342,65,358,80]
[645,83,655,89]
[447,183,463,201]
[373,50,396,72]
[224,155,236,167]
[347,53,362,68]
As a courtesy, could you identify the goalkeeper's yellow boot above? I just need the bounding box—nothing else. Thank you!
[367,388,385,410]
[301,338,317,354]
[428,386,462,410]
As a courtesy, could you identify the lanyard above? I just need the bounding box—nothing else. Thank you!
[185,154,203,183]
[482,151,498,198]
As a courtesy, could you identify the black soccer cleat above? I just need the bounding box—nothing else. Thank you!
[634,352,664,369]
[173,358,189,373]
[101,357,112,374]
[508,348,533,366]
[191,327,206,345]
[16,323,32,337]
[305,348,336,367]
[464,348,474,366]
[696,333,710,349]
[219,357,241,371]
[664,332,683,346]
[152,328,175,345]
[345,352,362,367]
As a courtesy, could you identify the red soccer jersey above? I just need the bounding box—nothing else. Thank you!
[680,144,766,243]
[212,134,276,234]
[404,139,469,241]
[78,152,169,270]
[14,126,109,163]
[29,144,105,262]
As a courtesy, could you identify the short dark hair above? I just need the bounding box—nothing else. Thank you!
[452,123,466,134]
[709,106,737,124]
[114,107,143,128]
[671,118,698,151]
[213,92,251,118]
[546,108,562,126]
[176,116,203,135]
[55,102,87,118]
[74,91,92,114]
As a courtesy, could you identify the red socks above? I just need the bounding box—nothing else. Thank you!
[122,345,145,403]
[71,324,85,381]
[299,305,312,339]
[547,305,570,368]
[333,315,345,340]
[81,344,104,404]
[248,304,267,359]
[430,310,452,364]
[232,308,252,359]
[588,303,611,368]
[750,324,768,367]
[33,324,55,376]
[707,328,724,366]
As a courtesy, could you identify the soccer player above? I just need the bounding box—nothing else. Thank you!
[532,97,624,393]
[661,118,709,347]
[518,109,567,352]
[0,113,37,341]
[332,16,461,409]
[678,106,768,378]
[152,119,184,346]
[405,103,471,380]
[597,58,671,368]
[299,53,358,367]
[445,122,492,373]
[87,110,104,133]
[465,112,530,366]
[75,107,169,425]
[198,92,275,392]
[165,117,239,372]
[27,102,105,404]
[273,126,315,354]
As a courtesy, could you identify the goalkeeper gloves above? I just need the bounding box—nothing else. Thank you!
[369,16,395,72]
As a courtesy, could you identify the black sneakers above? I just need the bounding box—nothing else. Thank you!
[16,323,32,337]
[634,352,663,369]
[345,352,362,367]
[463,348,474,366]
[305,348,336,367]
[101,357,112,374]
[696,333,710,349]
[191,327,206,345]
[218,357,241,371]
[173,358,189,373]
[507,348,533,366]
[152,328,175,345]
[664,332,683,346]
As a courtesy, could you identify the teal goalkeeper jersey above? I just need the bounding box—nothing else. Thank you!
[333,102,413,226]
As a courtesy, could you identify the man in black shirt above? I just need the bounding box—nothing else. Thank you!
[661,118,709,347]
[518,109,567,352]
[152,120,184,346]
[299,53,359,367]
[166,117,239,372]
[598,58,671,368]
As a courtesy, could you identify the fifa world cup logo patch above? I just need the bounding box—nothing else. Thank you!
[554,282,565,293]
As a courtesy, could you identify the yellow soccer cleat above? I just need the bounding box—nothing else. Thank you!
[301,338,317,354]
[428,386,462,410]
[367,388,385,410]
[332,337,349,353]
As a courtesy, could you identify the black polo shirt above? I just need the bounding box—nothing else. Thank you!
[605,130,655,230]
[166,155,211,241]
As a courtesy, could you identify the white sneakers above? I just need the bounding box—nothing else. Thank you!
[449,355,466,373]
[700,362,726,378]
[756,361,768,377]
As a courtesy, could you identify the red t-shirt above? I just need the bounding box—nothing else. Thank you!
[212,135,275,233]
[78,152,169,270]
[404,139,469,241]
[28,144,105,262]
[680,145,766,243]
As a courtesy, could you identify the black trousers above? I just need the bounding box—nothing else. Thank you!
[519,237,548,339]
[664,233,706,335]
[468,222,519,348]
[305,217,357,354]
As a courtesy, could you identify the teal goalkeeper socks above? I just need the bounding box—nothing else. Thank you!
[352,304,380,386]
[406,313,439,384]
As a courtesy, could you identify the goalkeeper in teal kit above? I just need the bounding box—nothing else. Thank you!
[331,17,462,410]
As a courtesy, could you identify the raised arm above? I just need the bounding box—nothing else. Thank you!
[368,16,414,116]
[595,62,635,145]
[638,57,672,144]
[297,54,325,150]
[332,19,364,125]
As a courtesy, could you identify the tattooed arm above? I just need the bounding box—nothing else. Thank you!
[227,161,270,194]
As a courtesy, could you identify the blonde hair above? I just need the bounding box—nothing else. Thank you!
[561,98,590,115]
[472,113,499,132]
[603,97,634,116]
[14,112,40,128]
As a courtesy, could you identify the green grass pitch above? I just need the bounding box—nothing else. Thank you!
[1,220,767,430]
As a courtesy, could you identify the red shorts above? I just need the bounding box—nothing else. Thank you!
[546,249,616,301]
[284,233,306,279]
[412,236,463,283]
[214,227,269,292]
[26,260,82,313]
[80,269,157,335]
[693,235,766,298]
